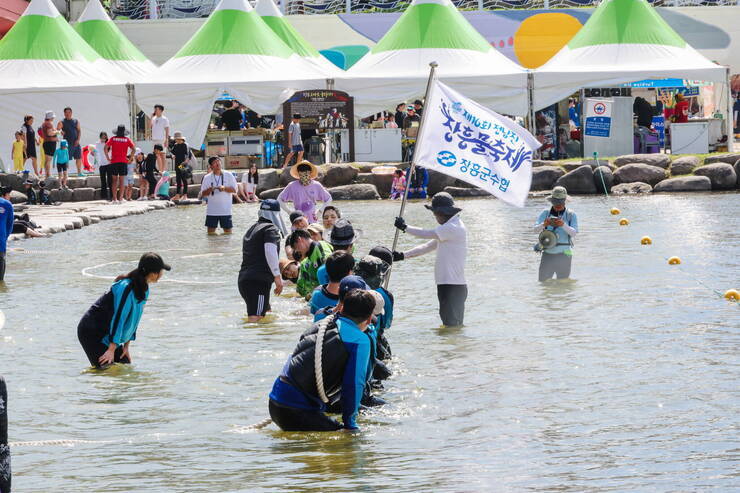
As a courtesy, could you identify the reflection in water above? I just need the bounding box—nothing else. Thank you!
[0,195,738,491]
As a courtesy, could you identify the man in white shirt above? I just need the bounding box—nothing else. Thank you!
[149,104,170,173]
[200,157,238,235]
[392,192,468,327]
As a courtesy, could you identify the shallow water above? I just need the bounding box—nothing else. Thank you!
[1,193,739,492]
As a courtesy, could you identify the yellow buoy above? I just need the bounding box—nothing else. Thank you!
[668,256,681,265]
[724,289,740,301]
[619,218,629,226]
[610,208,620,215]
[641,236,652,245]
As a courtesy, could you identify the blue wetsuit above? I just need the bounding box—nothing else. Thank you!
[309,284,339,315]
[0,197,14,281]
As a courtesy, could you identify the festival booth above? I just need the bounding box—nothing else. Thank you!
[135,0,331,170]
[335,0,528,162]
[0,0,129,172]
[533,0,729,157]
[75,0,157,80]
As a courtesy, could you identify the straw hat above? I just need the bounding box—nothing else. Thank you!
[290,160,319,180]
[173,131,186,142]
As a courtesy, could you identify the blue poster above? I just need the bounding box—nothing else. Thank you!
[584,100,612,138]
[652,115,665,147]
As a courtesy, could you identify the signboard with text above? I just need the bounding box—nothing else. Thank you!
[584,99,613,138]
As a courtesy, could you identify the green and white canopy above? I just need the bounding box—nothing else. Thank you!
[136,0,329,149]
[255,0,339,75]
[533,0,726,110]
[336,0,527,116]
[0,0,127,171]
[75,0,157,80]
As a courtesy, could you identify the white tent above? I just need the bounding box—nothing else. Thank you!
[335,0,528,117]
[75,0,157,80]
[254,0,340,76]
[533,0,727,110]
[0,0,128,171]
[135,0,330,148]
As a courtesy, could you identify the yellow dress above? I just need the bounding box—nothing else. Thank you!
[12,140,25,172]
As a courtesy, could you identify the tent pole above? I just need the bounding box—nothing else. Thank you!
[126,83,137,139]
[526,71,535,137]
[726,65,734,152]
[579,87,586,159]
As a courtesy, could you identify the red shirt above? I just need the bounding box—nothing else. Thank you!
[106,136,135,163]
[674,100,689,123]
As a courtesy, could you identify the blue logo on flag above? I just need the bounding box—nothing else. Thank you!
[436,151,457,167]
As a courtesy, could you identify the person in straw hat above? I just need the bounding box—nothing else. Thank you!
[277,160,332,224]
[393,192,468,327]
[534,186,578,282]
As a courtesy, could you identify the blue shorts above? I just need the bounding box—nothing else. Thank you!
[291,145,304,152]
[70,145,82,160]
[205,215,233,230]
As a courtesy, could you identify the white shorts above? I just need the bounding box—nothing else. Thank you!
[124,175,135,186]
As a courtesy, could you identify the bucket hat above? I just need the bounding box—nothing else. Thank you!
[173,131,186,142]
[547,186,568,205]
[330,218,361,246]
[290,160,319,180]
[112,124,130,136]
[424,192,461,216]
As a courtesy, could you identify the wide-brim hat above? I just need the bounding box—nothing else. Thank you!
[112,124,130,136]
[330,218,362,246]
[290,160,319,180]
[547,186,569,205]
[173,131,186,142]
[424,191,461,216]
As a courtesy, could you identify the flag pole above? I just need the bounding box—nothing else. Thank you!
[384,61,438,289]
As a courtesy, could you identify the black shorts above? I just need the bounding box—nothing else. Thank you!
[110,162,127,176]
[70,145,82,160]
[57,163,68,173]
[269,398,342,432]
[238,276,272,316]
[43,140,57,155]
[205,215,233,230]
[26,144,37,158]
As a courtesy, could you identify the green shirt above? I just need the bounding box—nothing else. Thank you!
[296,241,333,298]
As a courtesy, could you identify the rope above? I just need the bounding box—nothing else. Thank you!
[314,315,335,404]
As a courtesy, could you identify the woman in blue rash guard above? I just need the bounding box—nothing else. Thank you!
[77,253,170,369]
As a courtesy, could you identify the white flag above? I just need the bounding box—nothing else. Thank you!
[415,81,540,207]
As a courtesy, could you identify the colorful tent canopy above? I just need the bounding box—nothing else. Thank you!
[75,0,157,80]
[136,0,330,148]
[533,0,726,110]
[335,0,528,117]
[0,0,127,171]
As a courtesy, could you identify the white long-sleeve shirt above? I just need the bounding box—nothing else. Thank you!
[403,214,467,285]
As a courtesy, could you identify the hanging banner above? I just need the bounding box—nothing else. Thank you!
[414,80,540,207]
[584,99,613,138]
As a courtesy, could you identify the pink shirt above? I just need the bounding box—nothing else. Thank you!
[278,180,331,223]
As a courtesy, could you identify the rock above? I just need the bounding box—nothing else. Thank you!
[192,172,206,184]
[0,173,23,191]
[256,169,280,193]
[530,166,564,191]
[259,187,284,200]
[614,154,671,169]
[610,182,653,194]
[562,162,586,172]
[352,162,379,173]
[531,160,550,168]
[50,188,73,202]
[693,163,737,190]
[443,186,491,197]
[85,175,101,188]
[653,176,712,192]
[278,166,295,186]
[356,173,394,198]
[328,184,381,200]
[187,184,201,198]
[72,187,96,202]
[42,177,59,190]
[593,166,614,194]
[703,153,740,165]
[427,169,458,195]
[9,190,27,204]
[555,165,597,194]
[174,198,202,206]
[735,161,740,187]
[319,163,358,187]
[670,156,699,175]
[580,158,611,168]
[66,177,86,189]
[613,163,666,186]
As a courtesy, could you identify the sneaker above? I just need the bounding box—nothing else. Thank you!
[77,173,84,177]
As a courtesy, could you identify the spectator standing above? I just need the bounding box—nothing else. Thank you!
[394,103,406,128]
[200,157,238,235]
[171,131,190,200]
[413,99,424,117]
[20,115,39,176]
[53,140,71,190]
[11,132,25,174]
[95,132,112,201]
[221,101,243,131]
[105,125,135,204]
[41,111,58,178]
[124,149,140,201]
[0,187,14,282]
[283,114,304,168]
[673,93,689,123]
[135,150,149,200]
[57,107,83,176]
[277,160,332,223]
[143,145,162,199]
[150,105,170,173]
[403,107,421,137]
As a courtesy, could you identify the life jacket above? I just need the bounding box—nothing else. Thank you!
[285,314,348,405]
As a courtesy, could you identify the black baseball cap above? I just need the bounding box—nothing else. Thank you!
[292,113,301,119]
[369,246,393,266]
[138,252,171,275]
